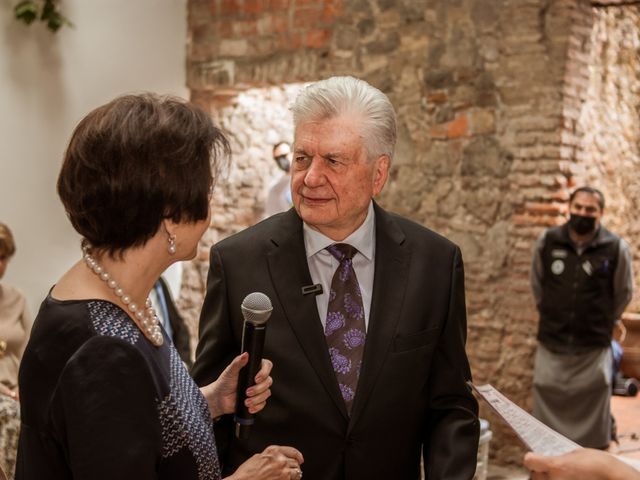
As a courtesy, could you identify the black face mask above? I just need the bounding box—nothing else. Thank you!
[274,154,290,172]
[569,214,597,235]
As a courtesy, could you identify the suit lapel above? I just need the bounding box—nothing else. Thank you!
[267,210,349,419]
[349,204,411,427]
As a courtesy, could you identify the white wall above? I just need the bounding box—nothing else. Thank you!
[0,0,187,315]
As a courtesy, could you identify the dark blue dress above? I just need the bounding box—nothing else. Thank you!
[16,296,221,479]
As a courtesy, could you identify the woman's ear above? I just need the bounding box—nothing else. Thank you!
[162,219,178,255]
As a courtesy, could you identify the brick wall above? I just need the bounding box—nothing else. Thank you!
[183,0,640,464]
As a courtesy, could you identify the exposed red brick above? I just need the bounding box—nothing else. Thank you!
[322,3,341,22]
[305,28,331,49]
[216,20,234,38]
[233,19,259,36]
[427,92,448,104]
[429,126,448,139]
[267,0,289,9]
[447,115,468,138]
[269,12,289,34]
[523,201,565,215]
[293,6,325,29]
[241,0,264,15]
[279,32,303,50]
[219,0,241,16]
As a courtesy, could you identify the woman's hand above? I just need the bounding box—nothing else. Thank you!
[226,445,304,480]
[200,353,273,419]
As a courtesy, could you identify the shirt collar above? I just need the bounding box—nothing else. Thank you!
[303,202,375,260]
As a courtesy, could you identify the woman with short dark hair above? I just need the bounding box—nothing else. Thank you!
[16,94,303,480]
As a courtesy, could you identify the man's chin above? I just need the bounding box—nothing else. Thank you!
[298,208,334,228]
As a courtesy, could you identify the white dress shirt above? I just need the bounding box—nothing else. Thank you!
[303,202,376,331]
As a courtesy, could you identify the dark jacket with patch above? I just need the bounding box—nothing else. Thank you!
[537,224,620,351]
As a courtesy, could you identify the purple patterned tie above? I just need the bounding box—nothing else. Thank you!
[324,243,366,413]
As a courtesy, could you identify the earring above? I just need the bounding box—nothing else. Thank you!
[168,235,177,255]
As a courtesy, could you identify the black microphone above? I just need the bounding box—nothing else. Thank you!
[234,292,273,439]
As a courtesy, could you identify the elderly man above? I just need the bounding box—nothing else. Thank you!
[192,76,479,480]
[531,187,634,449]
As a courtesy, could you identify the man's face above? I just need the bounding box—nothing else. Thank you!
[569,191,603,229]
[292,115,389,241]
[273,143,291,172]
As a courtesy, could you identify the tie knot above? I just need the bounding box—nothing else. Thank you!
[326,243,358,262]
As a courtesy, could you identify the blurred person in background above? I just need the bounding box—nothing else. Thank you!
[16,94,303,480]
[530,187,633,449]
[0,222,32,479]
[264,141,293,218]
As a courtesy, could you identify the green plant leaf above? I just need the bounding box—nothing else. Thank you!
[46,13,63,32]
[40,0,54,20]
[14,0,39,25]
[14,0,72,33]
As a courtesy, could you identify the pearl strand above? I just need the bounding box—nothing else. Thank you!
[82,243,164,346]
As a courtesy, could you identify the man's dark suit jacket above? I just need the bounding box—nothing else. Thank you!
[192,204,479,480]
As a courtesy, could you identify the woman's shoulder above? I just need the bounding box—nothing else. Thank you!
[32,294,95,335]
[26,297,141,368]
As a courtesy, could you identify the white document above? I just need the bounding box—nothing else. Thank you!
[471,382,640,471]
[470,383,580,456]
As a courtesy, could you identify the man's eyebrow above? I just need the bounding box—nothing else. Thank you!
[293,149,346,160]
[322,152,346,159]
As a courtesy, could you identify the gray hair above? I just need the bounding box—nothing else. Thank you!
[291,76,397,161]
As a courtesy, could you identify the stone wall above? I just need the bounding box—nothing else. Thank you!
[182,0,640,464]
[577,5,640,300]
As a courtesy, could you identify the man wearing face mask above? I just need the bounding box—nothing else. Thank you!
[530,186,634,449]
[264,141,293,218]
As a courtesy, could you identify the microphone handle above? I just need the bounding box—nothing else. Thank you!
[234,321,266,439]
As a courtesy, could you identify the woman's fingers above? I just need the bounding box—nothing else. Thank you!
[262,445,304,465]
[246,359,274,413]
[254,358,273,384]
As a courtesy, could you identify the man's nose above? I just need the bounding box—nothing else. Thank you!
[304,158,326,186]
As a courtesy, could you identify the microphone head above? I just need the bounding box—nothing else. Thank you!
[241,292,273,325]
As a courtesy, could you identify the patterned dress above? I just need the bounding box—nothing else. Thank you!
[0,284,31,480]
[15,295,221,480]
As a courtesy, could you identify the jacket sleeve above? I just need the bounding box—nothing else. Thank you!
[422,246,480,480]
[50,336,161,480]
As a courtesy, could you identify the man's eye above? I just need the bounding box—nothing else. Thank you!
[294,156,311,168]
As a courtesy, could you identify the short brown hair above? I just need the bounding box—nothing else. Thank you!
[0,223,16,258]
[570,186,605,210]
[57,93,230,255]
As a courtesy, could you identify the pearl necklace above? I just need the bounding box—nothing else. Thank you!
[82,243,164,346]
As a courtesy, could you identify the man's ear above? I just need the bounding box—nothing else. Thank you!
[372,155,390,197]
